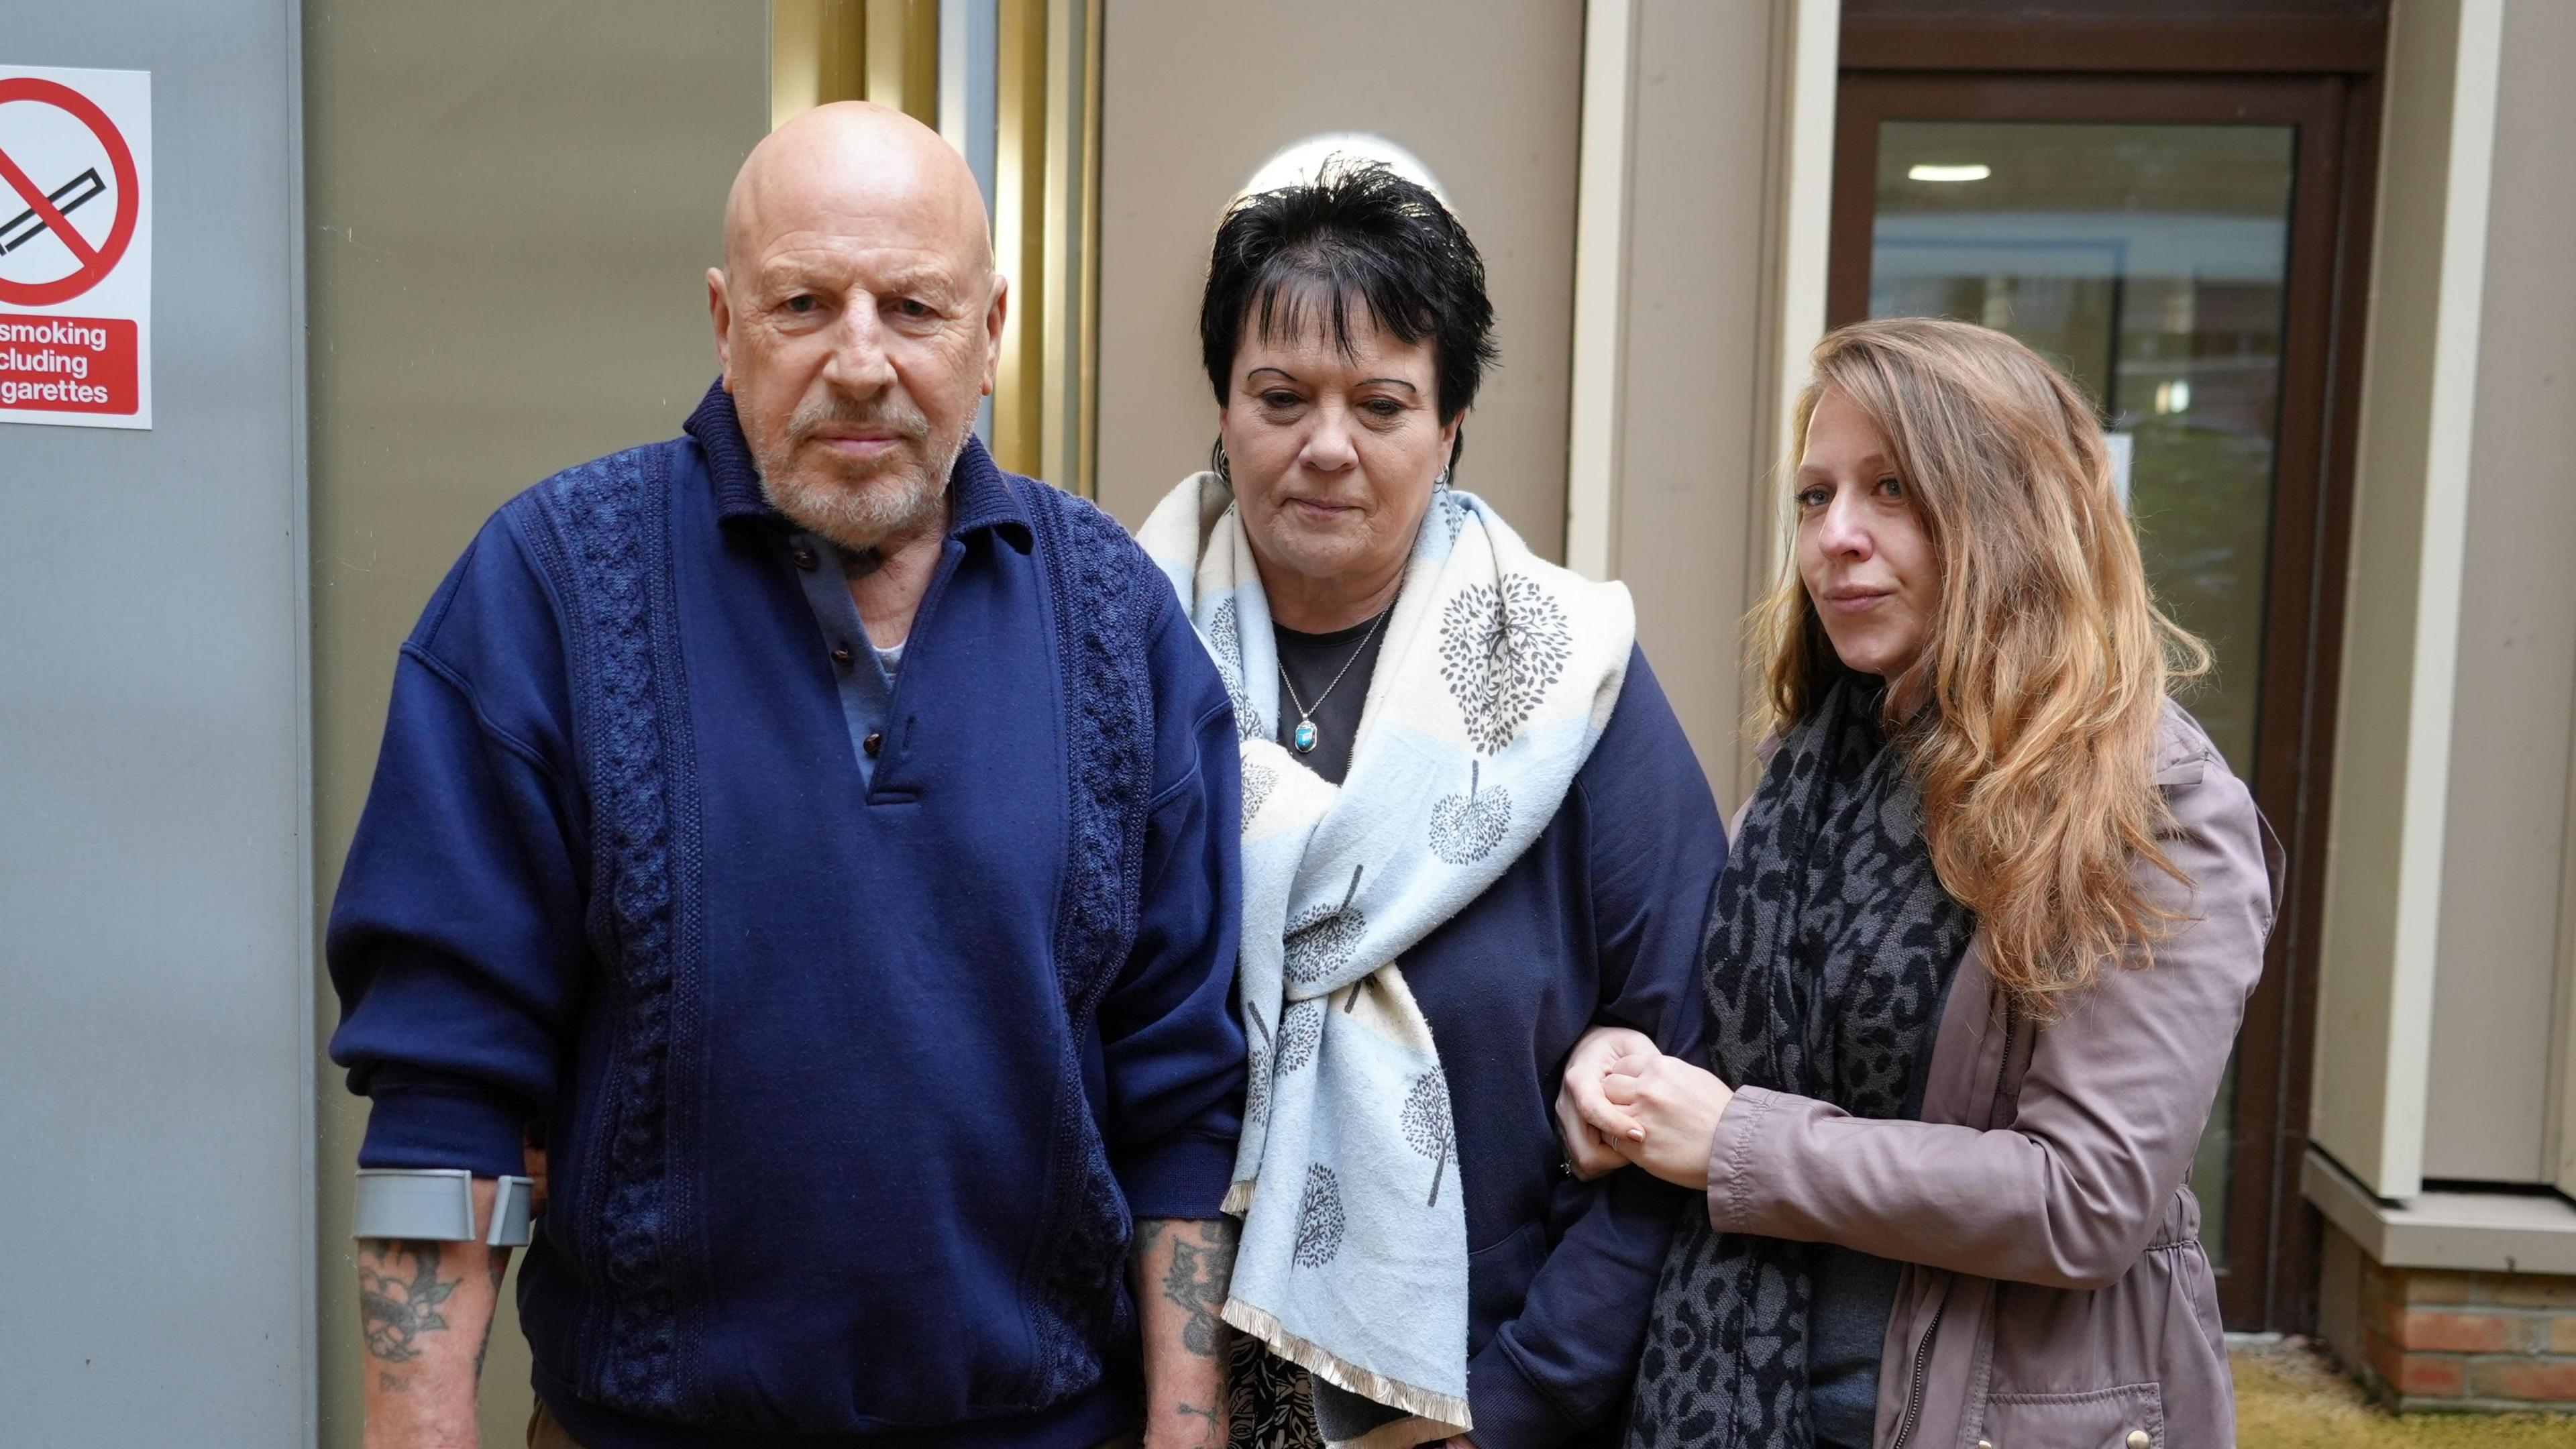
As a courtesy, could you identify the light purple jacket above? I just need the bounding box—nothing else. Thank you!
[1703,704,2274,1448]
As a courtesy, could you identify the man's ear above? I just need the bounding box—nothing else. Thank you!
[982,274,1009,398]
[707,267,735,389]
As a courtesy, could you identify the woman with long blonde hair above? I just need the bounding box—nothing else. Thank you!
[1559,317,2274,1448]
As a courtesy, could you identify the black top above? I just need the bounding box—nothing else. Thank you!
[1273,612,1390,786]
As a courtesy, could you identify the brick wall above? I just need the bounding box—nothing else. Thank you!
[2324,1230,2576,1411]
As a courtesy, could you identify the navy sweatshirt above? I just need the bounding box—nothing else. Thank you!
[1387,649,1725,1447]
[328,387,1246,1448]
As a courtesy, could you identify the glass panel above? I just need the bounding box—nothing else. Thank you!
[1868,121,2298,1269]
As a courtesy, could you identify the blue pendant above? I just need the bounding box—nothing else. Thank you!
[1292,718,1319,754]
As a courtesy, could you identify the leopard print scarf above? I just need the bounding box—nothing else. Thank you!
[1624,679,1976,1449]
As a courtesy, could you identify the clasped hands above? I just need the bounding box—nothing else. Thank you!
[1551,1027,1735,1190]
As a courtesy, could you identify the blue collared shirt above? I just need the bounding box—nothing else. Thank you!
[782,532,906,786]
[327,386,1245,1448]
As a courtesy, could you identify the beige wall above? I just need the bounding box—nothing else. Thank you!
[1090,0,1582,557]
[2422,0,2576,1185]
[2312,0,2576,1199]
[1095,0,1821,792]
[2310,0,2485,1199]
[303,5,768,1443]
[2312,0,2508,1199]
[1578,0,1828,797]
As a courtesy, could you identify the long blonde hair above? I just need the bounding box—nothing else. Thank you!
[1757,317,2210,1012]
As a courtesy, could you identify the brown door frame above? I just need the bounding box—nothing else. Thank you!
[1825,65,2380,1334]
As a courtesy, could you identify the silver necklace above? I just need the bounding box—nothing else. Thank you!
[1277,603,1393,756]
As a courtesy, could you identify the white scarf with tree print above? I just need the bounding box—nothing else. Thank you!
[1138,472,1633,1448]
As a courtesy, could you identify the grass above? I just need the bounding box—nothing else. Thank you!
[2236,1340,2576,1448]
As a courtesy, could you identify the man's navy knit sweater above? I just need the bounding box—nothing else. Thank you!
[327,387,1246,1448]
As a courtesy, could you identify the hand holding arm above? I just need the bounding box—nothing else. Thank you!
[1131,1218,1236,1449]
[1553,1024,1660,1180]
[1601,1055,1735,1191]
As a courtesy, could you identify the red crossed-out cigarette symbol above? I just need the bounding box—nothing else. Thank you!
[0,76,140,307]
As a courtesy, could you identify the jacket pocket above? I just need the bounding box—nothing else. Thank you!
[1467,1220,1550,1345]
[1979,1381,2163,1449]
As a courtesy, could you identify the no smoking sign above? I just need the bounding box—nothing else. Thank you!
[0,66,150,429]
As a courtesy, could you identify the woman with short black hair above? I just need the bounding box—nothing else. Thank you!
[1137,161,1725,1449]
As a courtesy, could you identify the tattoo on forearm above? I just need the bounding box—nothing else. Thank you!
[1159,1221,1239,1358]
[1176,1398,1222,1432]
[357,1240,461,1364]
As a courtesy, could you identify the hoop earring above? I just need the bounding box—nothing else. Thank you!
[1433,469,1450,490]
[1210,438,1232,485]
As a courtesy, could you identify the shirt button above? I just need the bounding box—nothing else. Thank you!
[2127,1434,2151,1449]
[830,643,855,667]
[863,731,883,758]
[792,545,818,571]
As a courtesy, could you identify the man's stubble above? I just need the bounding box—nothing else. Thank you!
[753,392,967,554]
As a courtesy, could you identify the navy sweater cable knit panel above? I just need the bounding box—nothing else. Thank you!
[327,386,1245,1449]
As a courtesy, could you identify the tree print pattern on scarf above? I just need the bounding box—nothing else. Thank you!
[1401,1072,1457,1207]
[1428,760,1513,864]
[1211,596,1266,741]
[1625,680,1977,1449]
[1281,865,1368,986]
[1245,1032,1274,1136]
[1433,486,1471,545]
[1293,1165,1347,1269]
[1275,998,1324,1075]
[1438,575,1572,755]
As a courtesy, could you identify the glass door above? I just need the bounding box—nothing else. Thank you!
[1829,74,2370,1329]
[1870,119,2290,783]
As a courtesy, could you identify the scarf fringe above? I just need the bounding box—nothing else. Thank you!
[1222,1178,1255,1216]
[1220,1297,1470,1446]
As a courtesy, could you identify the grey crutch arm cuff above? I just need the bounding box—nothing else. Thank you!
[352,1169,536,1246]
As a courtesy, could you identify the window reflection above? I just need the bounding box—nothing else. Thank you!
[1868,120,2300,1269]
[1870,121,2293,775]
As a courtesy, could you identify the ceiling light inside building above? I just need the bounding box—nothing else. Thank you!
[1240,133,1449,209]
[1907,163,1991,182]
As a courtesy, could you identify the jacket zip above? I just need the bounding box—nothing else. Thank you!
[1889,1295,1945,1449]
[1894,996,2020,1448]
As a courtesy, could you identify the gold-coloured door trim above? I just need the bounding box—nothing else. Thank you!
[770,0,1101,496]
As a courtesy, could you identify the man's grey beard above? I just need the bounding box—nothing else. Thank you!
[753,394,966,552]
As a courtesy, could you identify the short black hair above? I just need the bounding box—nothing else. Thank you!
[1199,159,1498,466]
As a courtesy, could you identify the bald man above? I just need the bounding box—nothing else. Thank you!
[327,104,1245,1449]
